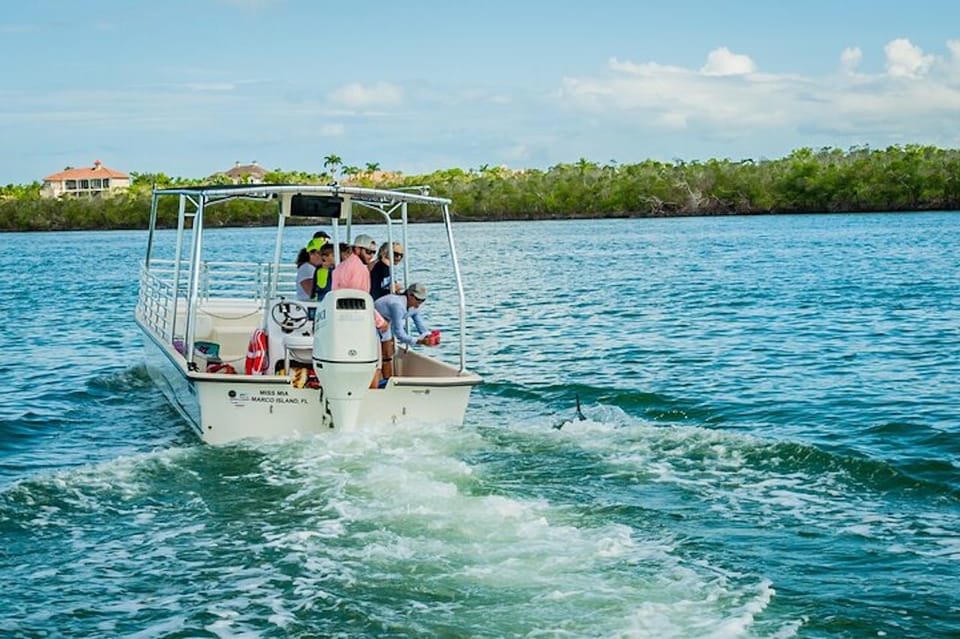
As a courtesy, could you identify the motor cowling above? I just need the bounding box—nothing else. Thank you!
[312,289,378,429]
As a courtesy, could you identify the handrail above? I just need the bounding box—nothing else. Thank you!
[144,259,295,298]
[136,259,298,356]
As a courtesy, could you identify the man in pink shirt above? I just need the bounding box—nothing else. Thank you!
[333,233,388,332]
[332,234,377,291]
[332,233,387,387]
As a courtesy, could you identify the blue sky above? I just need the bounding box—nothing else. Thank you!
[2,0,959,184]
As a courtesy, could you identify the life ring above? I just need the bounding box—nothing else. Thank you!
[245,328,269,375]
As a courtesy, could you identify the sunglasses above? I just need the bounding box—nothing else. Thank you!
[393,252,404,259]
[361,248,375,256]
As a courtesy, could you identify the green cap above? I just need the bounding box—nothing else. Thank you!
[306,237,326,252]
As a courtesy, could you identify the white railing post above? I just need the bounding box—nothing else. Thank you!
[442,203,468,373]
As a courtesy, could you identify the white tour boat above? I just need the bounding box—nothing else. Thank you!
[135,184,481,444]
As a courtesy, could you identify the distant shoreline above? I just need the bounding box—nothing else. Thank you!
[2,207,956,234]
[4,144,959,232]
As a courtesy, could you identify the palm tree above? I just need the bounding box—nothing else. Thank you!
[365,162,381,174]
[323,154,343,177]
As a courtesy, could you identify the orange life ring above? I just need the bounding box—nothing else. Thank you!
[245,328,269,375]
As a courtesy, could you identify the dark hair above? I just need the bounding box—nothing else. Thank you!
[296,248,310,267]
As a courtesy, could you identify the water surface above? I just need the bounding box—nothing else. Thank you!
[1,212,958,637]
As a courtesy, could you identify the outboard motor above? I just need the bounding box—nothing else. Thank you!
[312,289,378,430]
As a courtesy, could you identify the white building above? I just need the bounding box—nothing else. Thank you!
[220,161,268,184]
[41,160,131,199]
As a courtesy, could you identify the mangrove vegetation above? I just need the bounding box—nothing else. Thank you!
[2,144,960,231]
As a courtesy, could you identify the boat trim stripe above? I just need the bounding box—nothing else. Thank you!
[390,378,482,388]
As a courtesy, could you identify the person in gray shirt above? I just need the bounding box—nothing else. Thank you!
[373,282,434,380]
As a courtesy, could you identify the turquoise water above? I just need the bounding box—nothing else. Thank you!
[1,212,958,637]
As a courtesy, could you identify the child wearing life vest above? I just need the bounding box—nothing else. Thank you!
[312,244,335,301]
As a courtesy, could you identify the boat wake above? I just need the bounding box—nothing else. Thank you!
[0,418,801,638]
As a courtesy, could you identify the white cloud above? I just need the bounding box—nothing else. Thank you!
[185,82,236,92]
[700,47,756,76]
[329,82,403,109]
[949,39,960,59]
[946,39,960,77]
[840,47,863,74]
[561,53,787,129]
[655,112,689,129]
[318,123,345,136]
[884,38,934,78]
[610,58,687,76]
[558,39,960,155]
[215,0,283,10]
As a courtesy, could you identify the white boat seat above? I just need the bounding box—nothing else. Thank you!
[283,332,314,365]
[193,314,214,339]
[197,325,259,366]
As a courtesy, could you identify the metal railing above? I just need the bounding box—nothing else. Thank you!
[137,259,298,342]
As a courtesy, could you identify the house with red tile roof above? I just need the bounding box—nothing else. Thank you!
[41,160,131,199]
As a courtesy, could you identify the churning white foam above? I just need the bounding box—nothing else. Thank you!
[2,420,800,636]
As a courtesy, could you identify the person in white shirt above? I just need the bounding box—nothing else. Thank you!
[295,237,326,301]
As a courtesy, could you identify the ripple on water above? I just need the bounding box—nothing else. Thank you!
[2,217,959,637]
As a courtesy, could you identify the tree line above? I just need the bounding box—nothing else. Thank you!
[2,145,959,231]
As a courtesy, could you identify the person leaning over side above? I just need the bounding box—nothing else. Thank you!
[370,241,404,300]
[373,283,435,380]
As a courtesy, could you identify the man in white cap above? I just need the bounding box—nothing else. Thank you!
[373,283,435,380]
[332,233,377,293]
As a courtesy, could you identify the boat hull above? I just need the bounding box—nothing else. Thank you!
[140,323,478,444]
[136,184,482,444]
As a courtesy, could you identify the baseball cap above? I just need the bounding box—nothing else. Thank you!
[406,283,427,301]
[305,237,326,252]
[352,234,377,251]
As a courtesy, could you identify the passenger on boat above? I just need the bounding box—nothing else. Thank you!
[332,234,389,387]
[296,237,326,301]
[337,242,351,265]
[374,283,435,380]
[332,234,377,292]
[333,234,388,329]
[312,243,335,301]
[370,242,404,300]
